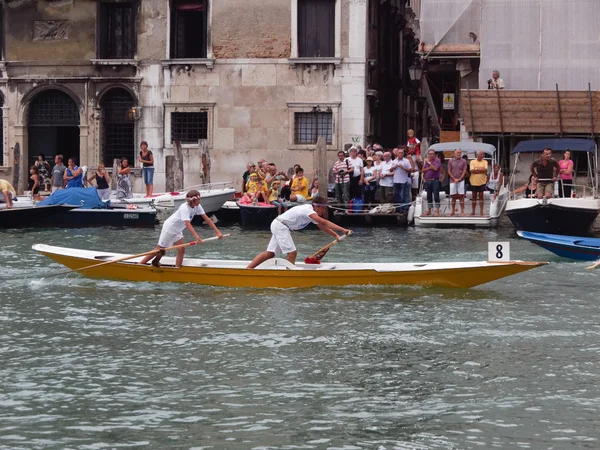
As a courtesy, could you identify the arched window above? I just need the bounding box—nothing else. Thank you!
[28,90,80,166]
[100,88,135,166]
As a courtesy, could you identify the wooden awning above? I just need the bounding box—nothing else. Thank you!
[420,43,480,57]
[461,89,600,134]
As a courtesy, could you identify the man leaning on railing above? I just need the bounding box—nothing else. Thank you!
[530,148,560,199]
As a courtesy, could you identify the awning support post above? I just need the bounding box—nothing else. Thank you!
[556,83,563,137]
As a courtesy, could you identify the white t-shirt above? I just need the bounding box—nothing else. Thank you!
[410,154,420,189]
[378,160,394,187]
[346,157,363,178]
[373,161,383,184]
[392,157,412,184]
[277,204,318,231]
[363,166,377,184]
[163,202,206,234]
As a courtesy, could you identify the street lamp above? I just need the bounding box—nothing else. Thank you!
[409,64,423,81]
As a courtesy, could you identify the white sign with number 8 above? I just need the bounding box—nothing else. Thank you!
[488,241,510,262]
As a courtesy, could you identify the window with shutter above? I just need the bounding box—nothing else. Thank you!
[298,0,335,58]
[99,1,136,59]
[171,0,207,58]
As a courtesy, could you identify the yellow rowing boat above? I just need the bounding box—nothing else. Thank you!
[33,244,546,289]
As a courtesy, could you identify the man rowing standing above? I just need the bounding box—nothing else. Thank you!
[139,189,223,268]
[247,195,351,268]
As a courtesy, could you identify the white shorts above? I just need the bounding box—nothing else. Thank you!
[450,181,465,196]
[411,172,420,189]
[97,188,111,200]
[294,194,307,203]
[158,228,184,248]
[267,220,296,254]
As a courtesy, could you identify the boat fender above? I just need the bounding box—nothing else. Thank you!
[407,204,415,224]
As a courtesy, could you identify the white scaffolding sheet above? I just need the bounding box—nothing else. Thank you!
[421,0,600,90]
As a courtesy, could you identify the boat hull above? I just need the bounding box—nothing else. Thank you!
[124,188,235,215]
[214,201,241,223]
[0,205,76,228]
[331,210,408,226]
[506,199,600,235]
[37,208,158,228]
[517,230,600,261]
[34,244,546,289]
[238,202,279,228]
[413,189,508,228]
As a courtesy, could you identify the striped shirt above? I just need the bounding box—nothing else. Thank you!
[333,159,350,183]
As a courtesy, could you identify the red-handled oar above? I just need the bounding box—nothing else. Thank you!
[304,232,352,265]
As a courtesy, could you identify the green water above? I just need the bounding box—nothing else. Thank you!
[1,225,599,449]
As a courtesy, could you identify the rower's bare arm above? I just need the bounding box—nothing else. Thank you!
[311,214,350,235]
[201,214,223,238]
[316,222,340,239]
[185,221,202,243]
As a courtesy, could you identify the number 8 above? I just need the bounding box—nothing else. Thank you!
[496,244,503,259]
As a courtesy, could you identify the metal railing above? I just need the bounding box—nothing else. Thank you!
[180,181,235,193]
[509,178,597,200]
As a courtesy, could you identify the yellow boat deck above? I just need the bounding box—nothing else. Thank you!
[34,244,547,289]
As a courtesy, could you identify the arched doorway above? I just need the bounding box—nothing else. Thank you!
[100,88,135,166]
[28,90,80,166]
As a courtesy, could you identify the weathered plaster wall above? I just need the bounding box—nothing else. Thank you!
[137,1,168,60]
[212,0,291,59]
[1,0,369,194]
[5,0,96,61]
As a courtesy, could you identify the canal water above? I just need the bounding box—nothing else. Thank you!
[1,225,599,449]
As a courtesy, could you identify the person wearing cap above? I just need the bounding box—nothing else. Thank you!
[242,172,262,203]
[363,156,378,204]
[247,195,352,268]
[139,189,223,268]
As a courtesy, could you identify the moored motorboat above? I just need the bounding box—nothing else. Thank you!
[413,142,509,228]
[506,138,600,235]
[33,244,547,289]
[32,188,158,227]
[214,200,241,223]
[238,201,279,228]
[517,230,600,261]
[0,204,76,228]
[115,182,235,216]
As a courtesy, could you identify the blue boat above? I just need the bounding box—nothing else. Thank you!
[517,230,600,261]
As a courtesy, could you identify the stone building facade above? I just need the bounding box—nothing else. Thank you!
[0,0,371,193]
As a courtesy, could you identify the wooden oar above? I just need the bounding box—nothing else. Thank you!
[304,231,352,264]
[46,234,230,278]
[586,260,600,270]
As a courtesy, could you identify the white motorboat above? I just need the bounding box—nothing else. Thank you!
[411,142,508,228]
[506,138,600,236]
[110,182,235,215]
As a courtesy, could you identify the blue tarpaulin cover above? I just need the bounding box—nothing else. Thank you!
[38,188,104,209]
[511,138,596,154]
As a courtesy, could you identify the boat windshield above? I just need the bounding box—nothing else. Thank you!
[508,140,598,199]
